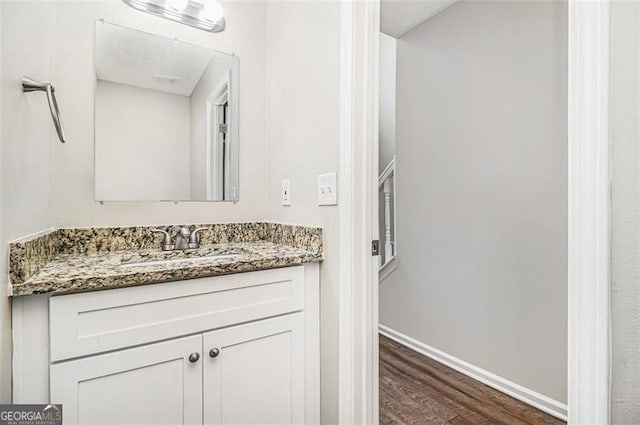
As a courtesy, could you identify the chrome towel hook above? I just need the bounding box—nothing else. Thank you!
[22,76,67,144]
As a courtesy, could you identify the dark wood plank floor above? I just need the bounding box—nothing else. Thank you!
[379,335,566,425]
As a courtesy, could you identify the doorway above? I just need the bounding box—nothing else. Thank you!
[378,0,568,422]
[338,1,611,425]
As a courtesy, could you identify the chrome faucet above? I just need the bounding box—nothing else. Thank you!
[151,227,207,251]
[174,227,191,250]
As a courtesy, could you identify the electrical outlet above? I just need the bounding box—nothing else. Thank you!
[317,172,337,206]
[282,179,291,206]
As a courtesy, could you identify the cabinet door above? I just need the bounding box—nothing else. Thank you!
[50,335,203,425]
[203,313,305,425]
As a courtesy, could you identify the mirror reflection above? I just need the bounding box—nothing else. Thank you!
[94,21,239,202]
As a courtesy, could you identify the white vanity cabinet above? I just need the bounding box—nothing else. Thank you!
[50,335,204,425]
[12,264,320,425]
[202,314,305,425]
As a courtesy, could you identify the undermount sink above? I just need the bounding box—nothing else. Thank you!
[120,254,241,268]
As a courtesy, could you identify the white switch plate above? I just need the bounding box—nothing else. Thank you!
[282,179,291,206]
[317,172,337,206]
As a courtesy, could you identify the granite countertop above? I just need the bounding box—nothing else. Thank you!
[9,223,323,297]
[11,241,321,297]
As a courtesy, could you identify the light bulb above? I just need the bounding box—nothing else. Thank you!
[167,0,188,11]
[201,1,223,22]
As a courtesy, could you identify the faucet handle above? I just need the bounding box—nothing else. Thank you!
[188,227,208,249]
[151,228,175,251]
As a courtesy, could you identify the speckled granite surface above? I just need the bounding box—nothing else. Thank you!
[9,230,60,290]
[9,223,322,297]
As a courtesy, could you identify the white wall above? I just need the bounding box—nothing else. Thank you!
[0,0,268,400]
[51,0,267,227]
[380,0,568,404]
[95,80,191,201]
[611,2,640,422]
[265,2,341,423]
[189,54,236,200]
[0,1,57,401]
[0,3,343,420]
[379,33,396,171]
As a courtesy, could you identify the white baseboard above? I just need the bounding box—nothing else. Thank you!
[378,325,568,421]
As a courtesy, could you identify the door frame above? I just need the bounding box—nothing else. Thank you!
[206,71,231,201]
[338,0,380,424]
[567,1,610,424]
[337,0,611,424]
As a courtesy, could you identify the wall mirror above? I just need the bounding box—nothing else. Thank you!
[94,21,239,202]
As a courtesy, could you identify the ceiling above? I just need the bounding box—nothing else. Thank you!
[95,22,216,96]
[380,0,459,38]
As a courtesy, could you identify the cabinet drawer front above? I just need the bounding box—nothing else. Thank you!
[50,267,305,361]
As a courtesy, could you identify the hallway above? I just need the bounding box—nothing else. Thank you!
[379,336,566,425]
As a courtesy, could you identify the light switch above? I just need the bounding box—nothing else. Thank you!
[282,179,291,206]
[317,172,337,206]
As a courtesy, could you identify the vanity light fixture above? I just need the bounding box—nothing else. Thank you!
[122,0,225,33]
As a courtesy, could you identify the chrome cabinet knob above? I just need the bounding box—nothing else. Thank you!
[188,352,200,363]
[209,348,220,358]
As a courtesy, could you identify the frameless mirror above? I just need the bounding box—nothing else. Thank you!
[94,21,239,202]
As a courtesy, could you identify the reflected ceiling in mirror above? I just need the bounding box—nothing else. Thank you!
[94,21,239,202]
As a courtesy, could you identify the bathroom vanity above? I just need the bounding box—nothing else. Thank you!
[9,223,322,425]
[7,7,328,424]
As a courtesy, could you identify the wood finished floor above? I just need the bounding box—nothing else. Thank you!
[379,335,566,425]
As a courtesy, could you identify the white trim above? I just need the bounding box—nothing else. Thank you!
[379,325,568,421]
[11,295,49,404]
[303,263,321,425]
[338,0,380,424]
[338,0,355,417]
[567,1,611,424]
[377,156,395,185]
[206,71,230,201]
[378,256,396,283]
[378,155,396,264]
[392,153,397,257]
